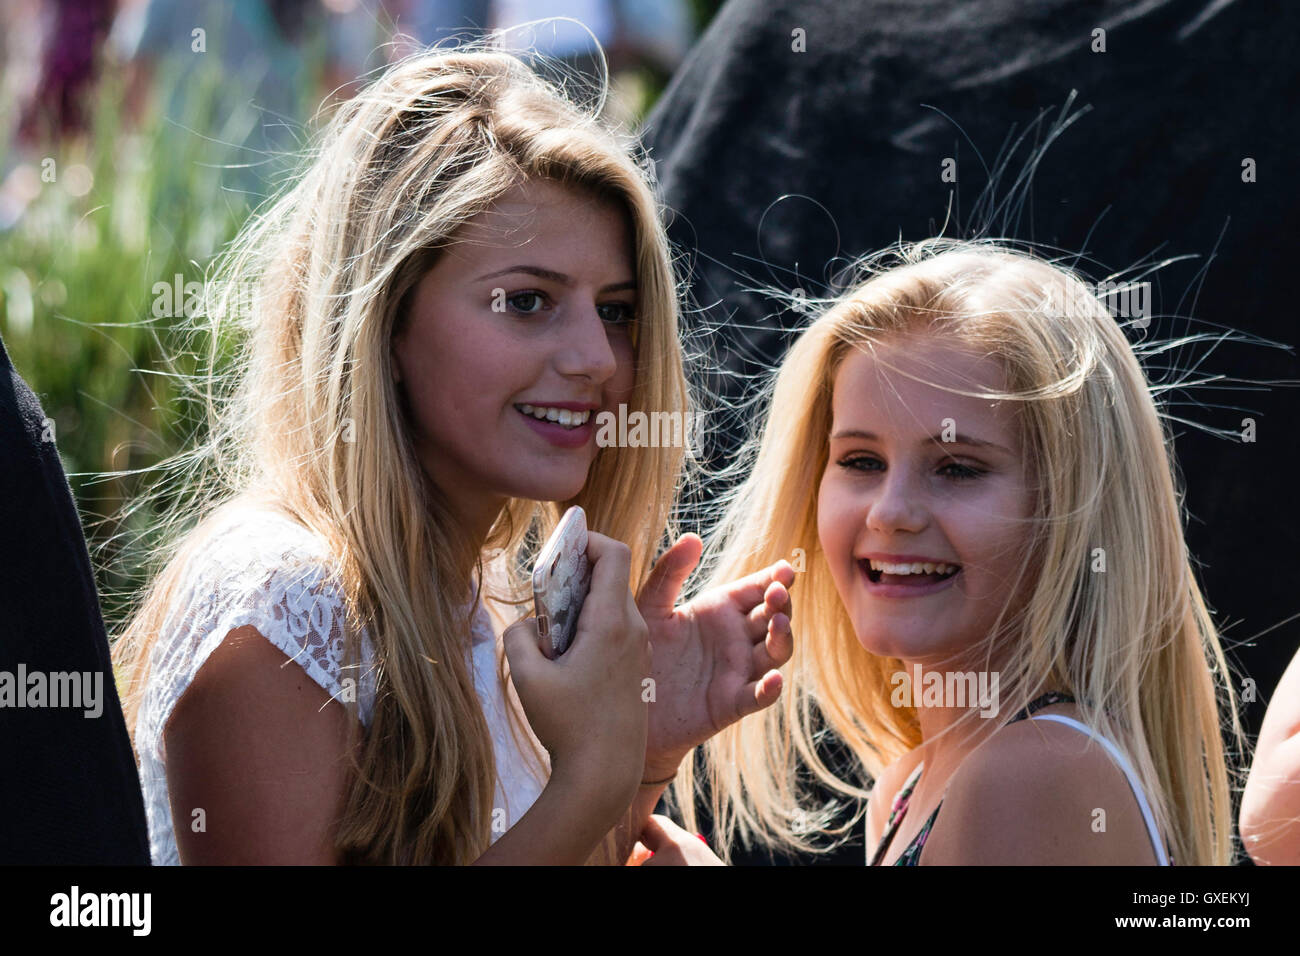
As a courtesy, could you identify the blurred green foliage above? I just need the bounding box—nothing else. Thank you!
[0,51,321,623]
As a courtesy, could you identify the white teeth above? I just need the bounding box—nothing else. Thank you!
[868,559,959,575]
[517,404,591,427]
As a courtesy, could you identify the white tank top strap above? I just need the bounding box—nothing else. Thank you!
[1028,714,1171,865]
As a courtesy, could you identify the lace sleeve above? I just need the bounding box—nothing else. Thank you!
[136,509,377,764]
[134,507,377,864]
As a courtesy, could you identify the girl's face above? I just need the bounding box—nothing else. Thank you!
[391,178,638,536]
[817,336,1034,666]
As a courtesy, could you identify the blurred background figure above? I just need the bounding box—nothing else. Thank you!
[106,0,375,196]
[0,331,150,864]
[393,0,693,126]
[13,0,117,144]
[2,0,696,215]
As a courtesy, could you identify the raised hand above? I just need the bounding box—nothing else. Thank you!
[636,534,795,783]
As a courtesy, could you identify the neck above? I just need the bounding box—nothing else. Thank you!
[413,437,508,563]
[909,661,1070,774]
[913,691,1004,776]
[903,650,1006,769]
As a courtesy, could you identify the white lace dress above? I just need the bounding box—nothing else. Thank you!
[135,504,548,865]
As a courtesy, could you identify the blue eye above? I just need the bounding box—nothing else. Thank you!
[939,462,984,480]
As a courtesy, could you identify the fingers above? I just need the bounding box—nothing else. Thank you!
[745,578,791,630]
[742,582,794,713]
[503,616,545,667]
[585,531,633,591]
[575,531,635,649]
[731,574,795,678]
[639,813,700,849]
[626,841,654,866]
[566,531,650,676]
[726,559,796,613]
[769,577,793,616]
[745,578,794,662]
[737,669,784,718]
[638,814,724,866]
[638,533,704,616]
[637,813,674,853]
[752,610,794,674]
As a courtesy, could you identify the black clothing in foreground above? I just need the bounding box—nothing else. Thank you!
[0,333,150,864]
[644,0,1299,863]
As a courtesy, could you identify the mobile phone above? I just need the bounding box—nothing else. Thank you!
[532,506,592,659]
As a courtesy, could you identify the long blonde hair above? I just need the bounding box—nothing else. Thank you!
[112,44,691,864]
[676,238,1239,866]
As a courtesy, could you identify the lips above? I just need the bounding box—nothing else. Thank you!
[857,558,962,597]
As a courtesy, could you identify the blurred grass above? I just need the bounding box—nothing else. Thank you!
[0,49,323,627]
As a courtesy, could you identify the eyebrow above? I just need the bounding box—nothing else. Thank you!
[474,265,636,294]
[829,428,1012,454]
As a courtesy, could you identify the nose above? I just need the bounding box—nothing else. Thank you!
[865,465,928,535]
[553,298,618,384]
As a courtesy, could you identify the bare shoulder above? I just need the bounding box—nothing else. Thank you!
[164,625,357,864]
[921,712,1161,865]
[1241,648,1300,864]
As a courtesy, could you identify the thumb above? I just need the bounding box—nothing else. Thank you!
[638,534,703,616]
[504,616,546,667]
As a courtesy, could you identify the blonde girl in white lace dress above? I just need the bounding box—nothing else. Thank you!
[111,46,795,865]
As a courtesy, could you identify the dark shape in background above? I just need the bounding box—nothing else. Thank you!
[0,332,150,864]
[643,0,1299,863]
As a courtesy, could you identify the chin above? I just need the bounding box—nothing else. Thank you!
[850,621,907,658]
[505,470,590,505]
[853,624,961,664]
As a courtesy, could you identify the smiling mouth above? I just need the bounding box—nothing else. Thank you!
[515,403,593,430]
[860,559,961,586]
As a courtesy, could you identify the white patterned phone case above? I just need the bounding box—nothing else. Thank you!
[532,506,592,659]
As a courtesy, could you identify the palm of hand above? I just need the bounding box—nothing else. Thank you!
[637,535,794,780]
